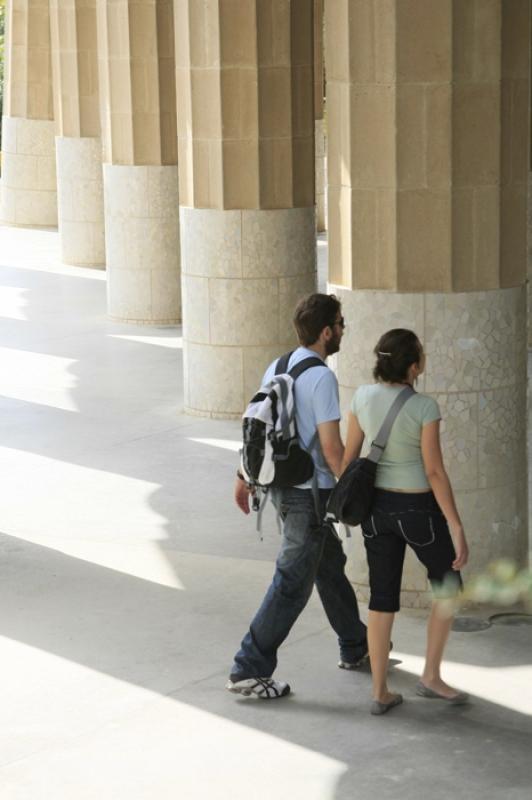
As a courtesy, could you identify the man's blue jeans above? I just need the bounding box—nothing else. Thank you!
[230,487,368,679]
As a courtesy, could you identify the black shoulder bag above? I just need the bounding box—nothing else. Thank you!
[326,386,415,527]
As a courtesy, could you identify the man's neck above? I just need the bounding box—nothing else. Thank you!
[305,342,327,361]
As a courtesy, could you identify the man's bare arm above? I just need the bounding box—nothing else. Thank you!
[317,419,344,478]
[341,412,365,473]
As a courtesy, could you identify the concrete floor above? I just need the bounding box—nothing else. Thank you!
[0,225,531,800]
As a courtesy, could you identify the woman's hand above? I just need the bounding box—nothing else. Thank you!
[451,528,469,570]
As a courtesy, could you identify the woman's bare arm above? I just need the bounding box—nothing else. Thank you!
[421,420,468,569]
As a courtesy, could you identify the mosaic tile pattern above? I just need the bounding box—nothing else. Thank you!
[478,384,527,490]
[425,290,520,392]
[436,392,478,492]
[457,482,528,571]
[329,287,425,391]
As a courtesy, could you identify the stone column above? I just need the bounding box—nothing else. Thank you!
[314,0,326,232]
[50,0,104,266]
[97,0,180,323]
[326,0,530,607]
[1,0,57,227]
[176,0,316,418]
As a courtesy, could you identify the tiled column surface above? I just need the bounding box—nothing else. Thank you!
[104,165,180,324]
[1,0,57,226]
[55,138,105,266]
[330,286,528,608]
[50,0,105,266]
[181,207,316,418]
[315,119,327,233]
[176,0,316,417]
[97,0,179,323]
[1,116,57,226]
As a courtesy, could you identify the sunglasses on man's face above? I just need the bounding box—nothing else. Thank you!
[330,316,345,330]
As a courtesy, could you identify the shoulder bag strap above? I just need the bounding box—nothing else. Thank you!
[367,385,416,463]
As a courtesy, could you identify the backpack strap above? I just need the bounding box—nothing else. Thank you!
[367,385,415,463]
[275,351,293,375]
[274,352,324,380]
[271,352,327,526]
[288,356,324,380]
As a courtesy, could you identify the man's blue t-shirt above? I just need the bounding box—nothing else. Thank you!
[261,347,340,489]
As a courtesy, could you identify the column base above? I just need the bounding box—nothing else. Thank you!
[103,164,181,324]
[56,137,105,267]
[0,117,58,227]
[330,283,527,608]
[181,206,317,417]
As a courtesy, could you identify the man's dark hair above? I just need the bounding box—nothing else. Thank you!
[373,329,422,383]
[293,293,341,346]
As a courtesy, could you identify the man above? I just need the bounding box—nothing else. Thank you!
[226,293,368,699]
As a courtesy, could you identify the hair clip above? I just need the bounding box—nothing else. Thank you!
[378,351,392,356]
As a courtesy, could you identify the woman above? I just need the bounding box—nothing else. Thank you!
[342,329,469,715]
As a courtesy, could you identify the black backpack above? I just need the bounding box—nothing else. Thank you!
[326,386,415,527]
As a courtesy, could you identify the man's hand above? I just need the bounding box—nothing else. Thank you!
[234,476,253,514]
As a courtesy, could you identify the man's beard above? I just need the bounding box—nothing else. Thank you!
[325,333,341,356]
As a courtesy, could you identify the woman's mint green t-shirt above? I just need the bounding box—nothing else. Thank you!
[351,384,441,490]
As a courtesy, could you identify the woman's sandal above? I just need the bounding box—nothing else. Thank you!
[370,693,403,715]
[415,681,469,705]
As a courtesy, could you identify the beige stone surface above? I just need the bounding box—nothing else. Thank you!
[209,278,280,347]
[98,0,177,167]
[528,173,532,348]
[104,165,180,324]
[184,343,245,418]
[180,208,242,279]
[242,207,316,278]
[4,0,54,121]
[1,117,57,226]
[56,136,105,266]
[313,0,324,120]
[325,0,529,293]
[175,0,314,210]
[315,119,327,232]
[50,0,100,138]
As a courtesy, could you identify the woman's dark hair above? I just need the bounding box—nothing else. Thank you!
[293,293,341,346]
[373,329,422,383]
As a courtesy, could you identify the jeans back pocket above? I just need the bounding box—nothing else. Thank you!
[394,510,435,548]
